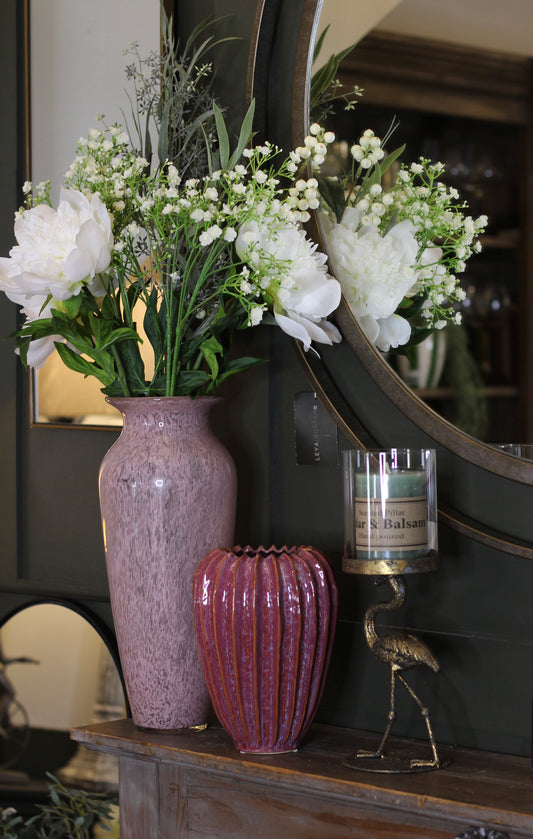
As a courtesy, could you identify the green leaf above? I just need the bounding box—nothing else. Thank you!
[316,175,347,223]
[50,326,95,357]
[158,98,171,165]
[143,293,163,359]
[144,98,153,167]
[115,338,147,394]
[89,315,139,352]
[55,344,114,388]
[409,326,435,346]
[310,34,357,113]
[175,369,211,395]
[380,143,406,175]
[312,24,330,63]
[200,335,223,380]
[217,355,265,385]
[227,100,256,170]
[182,108,216,149]
[397,293,426,319]
[58,295,83,319]
[12,317,55,341]
[213,101,230,169]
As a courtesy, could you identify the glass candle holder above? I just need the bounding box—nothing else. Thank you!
[343,448,438,575]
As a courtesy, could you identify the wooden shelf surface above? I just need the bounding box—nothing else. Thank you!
[72,719,533,836]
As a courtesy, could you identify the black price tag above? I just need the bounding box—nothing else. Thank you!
[294,392,339,466]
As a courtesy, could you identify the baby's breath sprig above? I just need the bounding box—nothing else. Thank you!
[20,179,51,210]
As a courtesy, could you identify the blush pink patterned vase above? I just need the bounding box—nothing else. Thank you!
[99,396,237,731]
[193,545,338,753]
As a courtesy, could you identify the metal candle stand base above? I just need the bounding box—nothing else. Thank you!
[343,553,449,774]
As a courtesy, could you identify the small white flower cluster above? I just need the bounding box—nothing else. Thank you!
[376,159,487,328]
[350,129,385,170]
[351,183,395,227]
[288,123,333,173]
[65,123,149,229]
[286,177,320,217]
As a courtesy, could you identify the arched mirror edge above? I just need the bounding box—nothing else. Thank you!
[248,0,533,558]
[0,596,130,717]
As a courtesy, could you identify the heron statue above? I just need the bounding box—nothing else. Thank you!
[357,574,441,770]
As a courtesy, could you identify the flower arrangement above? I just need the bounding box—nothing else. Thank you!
[0,22,340,398]
[292,120,487,355]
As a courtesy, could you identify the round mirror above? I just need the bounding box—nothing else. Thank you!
[0,603,125,822]
[317,0,533,448]
[28,0,160,427]
[249,0,533,558]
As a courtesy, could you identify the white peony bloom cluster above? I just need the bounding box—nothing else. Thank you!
[236,218,341,351]
[322,208,419,352]
[0,188,113,367]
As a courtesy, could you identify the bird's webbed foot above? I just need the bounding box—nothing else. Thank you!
[357,709,396,759]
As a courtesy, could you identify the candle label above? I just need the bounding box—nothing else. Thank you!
[355,496,427,551]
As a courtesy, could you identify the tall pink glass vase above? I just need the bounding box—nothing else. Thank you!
[193,545,338,753]
[99,396,237,731]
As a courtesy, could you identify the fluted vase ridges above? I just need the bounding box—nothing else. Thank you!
[193,545,337,753]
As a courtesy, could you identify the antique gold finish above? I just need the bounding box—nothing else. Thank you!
[342,552,439,576]
[346,574,447,773]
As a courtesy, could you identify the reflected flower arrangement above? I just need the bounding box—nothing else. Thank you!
[295,122,487,354]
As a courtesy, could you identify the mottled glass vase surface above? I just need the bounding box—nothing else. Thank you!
[99,396,237,731]
[193,545,338,753]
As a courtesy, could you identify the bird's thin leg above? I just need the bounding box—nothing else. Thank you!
[397,673,440,768]
[357,668,398,759]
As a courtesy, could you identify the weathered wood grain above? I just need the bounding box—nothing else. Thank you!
[72,720,533,838]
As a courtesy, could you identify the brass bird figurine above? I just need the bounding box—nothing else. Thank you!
[358,574,441,769]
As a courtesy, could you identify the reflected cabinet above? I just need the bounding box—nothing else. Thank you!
[333,31,533,444]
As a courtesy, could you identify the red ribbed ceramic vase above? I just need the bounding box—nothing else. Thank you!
[99,396,237,731]
[193,545,338,753]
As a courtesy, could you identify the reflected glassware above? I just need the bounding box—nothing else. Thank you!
[494,444,533,460]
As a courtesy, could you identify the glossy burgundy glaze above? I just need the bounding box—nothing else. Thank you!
[193,545,338,753]
[99,396,237,731]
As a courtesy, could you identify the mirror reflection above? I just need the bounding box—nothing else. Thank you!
[315,0,533,445]
[30,0,159,426]
[0,604,125,821]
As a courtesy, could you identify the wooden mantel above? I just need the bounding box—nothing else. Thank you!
[71,719,533,838]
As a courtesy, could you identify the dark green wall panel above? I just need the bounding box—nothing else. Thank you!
[0,0,531,761]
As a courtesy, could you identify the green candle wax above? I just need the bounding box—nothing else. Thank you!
[354,469,428,560]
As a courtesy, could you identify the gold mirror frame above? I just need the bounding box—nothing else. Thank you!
[248,0,533,559]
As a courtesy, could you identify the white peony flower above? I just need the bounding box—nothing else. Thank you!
[359,312,412,352]
[0,287,63,368]
[0,188,113,303]
[236,217,341,351]
[322,209,419,350]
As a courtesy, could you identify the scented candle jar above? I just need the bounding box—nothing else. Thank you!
[343,448,438,574]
